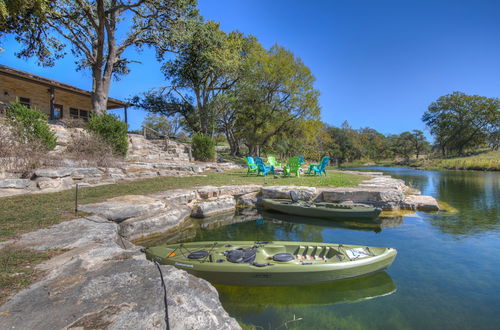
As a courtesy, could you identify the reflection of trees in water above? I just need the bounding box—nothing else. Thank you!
[431,171,500,236]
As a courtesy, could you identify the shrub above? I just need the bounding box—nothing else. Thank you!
[6,102,57,150]
[65,132,119,167]
[191,133,215,161]
[0,126,46,177]
[87,113,128,156]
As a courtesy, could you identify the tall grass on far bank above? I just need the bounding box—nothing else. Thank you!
[433,150,500,171]
[341,150,500,171]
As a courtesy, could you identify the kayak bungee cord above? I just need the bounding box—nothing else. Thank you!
[152,257,170,330]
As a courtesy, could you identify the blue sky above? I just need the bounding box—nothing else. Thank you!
[1,0,499,137]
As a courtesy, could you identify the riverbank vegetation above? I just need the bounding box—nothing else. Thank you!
[3,2,498,171]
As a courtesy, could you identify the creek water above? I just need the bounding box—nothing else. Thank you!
[144,167,500,329]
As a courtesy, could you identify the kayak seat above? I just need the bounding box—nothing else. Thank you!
[272,253,294,262]
[188,251,209,259]
[225,248,257,264]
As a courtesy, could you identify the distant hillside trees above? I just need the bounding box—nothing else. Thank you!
[2,0,198,114]
[423,92,500,156]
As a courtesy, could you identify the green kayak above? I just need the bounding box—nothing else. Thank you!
[262,198,382,220]
[145,241,397,286]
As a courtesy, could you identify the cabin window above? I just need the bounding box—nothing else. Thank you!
[79,110,88,120]
[53,104,63,119]
[70,107,89,121]
[19,97,30,108]
[70,108,79,119]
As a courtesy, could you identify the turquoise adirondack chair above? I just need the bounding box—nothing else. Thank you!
[283,156,302,177]
[255,157,274,176]
[308,156,330,176]
[246,156,258,175]
[298,156,305,165]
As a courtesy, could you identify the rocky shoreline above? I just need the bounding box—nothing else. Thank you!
[0,171,439,329]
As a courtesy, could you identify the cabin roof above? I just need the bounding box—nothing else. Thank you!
[0,65,129,109]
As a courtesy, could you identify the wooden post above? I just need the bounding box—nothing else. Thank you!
[49,87,55,120]
[124,106,128,125]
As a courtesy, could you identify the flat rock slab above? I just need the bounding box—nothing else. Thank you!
[1,216,118,251]
[321,187,405,210]
[79,195,166,222]
[34,168,74,178]
[0,254,240,330]
[261,186,317,201]
[196,185,261,199]
[120,206,192,240]
[0,178,31,189]
[402,195,440,211]
[149,189,197,205]
[191,196,236,218]
[359,176,407,191]
[36,177,74,191]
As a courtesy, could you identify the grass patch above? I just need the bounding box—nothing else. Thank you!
[0,247,61,305]
[0,169,364,242]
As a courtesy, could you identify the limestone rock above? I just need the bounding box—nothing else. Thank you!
[0,178,31,189]
[191,195,236,218]
[71,168,103,179]
[37,177,74,191]
[401,195,440,211]
[119,206,192,240]
[321,187,405,210]
[0,253,240,330]
[149,189,196,205]
[78,195,166,222]
[236,192,262,207]
[261,186,317,201]
[196,185,220,199]
[358,176,407,191]
[218,185,262,197]
[35,168,74,178]
[2,216,118,251]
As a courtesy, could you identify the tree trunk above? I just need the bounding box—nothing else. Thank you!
[91,75,111,115]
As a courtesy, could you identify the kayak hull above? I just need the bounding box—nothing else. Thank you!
[262,199,382,220]
[145,241,397,286]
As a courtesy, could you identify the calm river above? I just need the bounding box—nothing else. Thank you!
[144,167,500,329]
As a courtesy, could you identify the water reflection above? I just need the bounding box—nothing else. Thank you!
[353,167,500,236]
[216,271,396,314]
[261,210,403,233]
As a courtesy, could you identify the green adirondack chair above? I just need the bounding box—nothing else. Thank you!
[267,156,281,167]
[283,156,302,177]
[246,156,258,175]
[308,156,331,176]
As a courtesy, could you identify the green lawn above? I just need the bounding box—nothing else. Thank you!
[0,169,364,242]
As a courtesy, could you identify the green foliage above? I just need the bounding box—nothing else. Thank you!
[142,113,173,138]
[422,91,500,155]
[191,133,215,161]
[235,44,321,155]
[87,113,128,156]
[138,21,252,136]
[6,102,56,150]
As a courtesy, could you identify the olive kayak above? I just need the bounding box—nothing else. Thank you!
[145,241,397,286]
[262,198,382,220]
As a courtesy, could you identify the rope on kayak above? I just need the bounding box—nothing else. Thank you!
[201,242,218,263]
[152,258,170,330]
